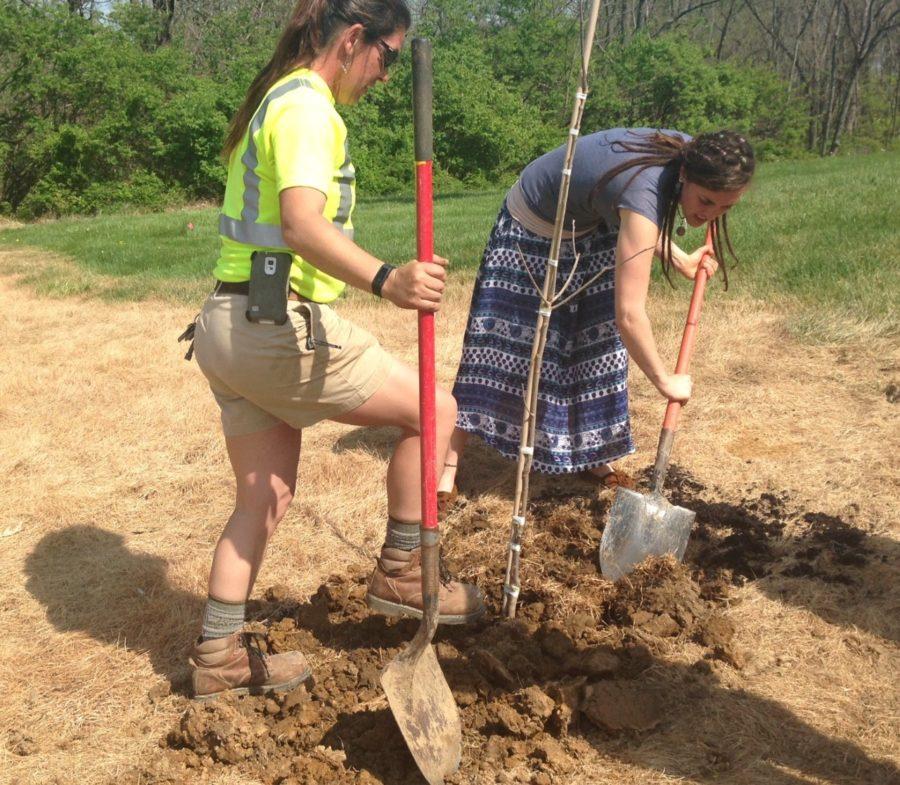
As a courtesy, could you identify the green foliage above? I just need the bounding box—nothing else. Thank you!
[340,66,416,194]
[482,2,581,123]
[844,76,900,154]
[0,1,890,218]
[430,37,558,185]
[0,4,228,218]
[584,35,807,157]
[343,33,557,193]
[107,3,166,52]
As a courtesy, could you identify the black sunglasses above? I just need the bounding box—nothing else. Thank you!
[376,39,400,70]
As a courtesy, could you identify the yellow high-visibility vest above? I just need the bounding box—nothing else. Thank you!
[214,68,354,303]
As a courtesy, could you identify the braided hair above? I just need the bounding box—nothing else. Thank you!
[592,130,755,289]
[223,0,411,159]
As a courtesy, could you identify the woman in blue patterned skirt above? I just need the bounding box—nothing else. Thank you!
[438,129,755,501]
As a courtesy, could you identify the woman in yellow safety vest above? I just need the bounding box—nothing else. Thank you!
[186,0,484,702]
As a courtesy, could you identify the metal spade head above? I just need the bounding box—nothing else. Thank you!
[381,640,461,785]
[599,486,696,581]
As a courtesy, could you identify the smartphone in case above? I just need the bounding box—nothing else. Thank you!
[246,251,292,325]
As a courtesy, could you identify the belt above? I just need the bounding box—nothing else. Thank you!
[214,280,315,303]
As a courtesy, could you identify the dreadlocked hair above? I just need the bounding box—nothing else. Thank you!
[592,129,755,289]
[222,0,411,160]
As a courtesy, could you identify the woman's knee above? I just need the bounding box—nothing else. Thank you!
[270,483,295,526]
[436,387,458,432]
[236,481,295,530]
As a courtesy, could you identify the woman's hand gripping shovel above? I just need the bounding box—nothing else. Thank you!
[599,225,715,580]
[380,39,462,785]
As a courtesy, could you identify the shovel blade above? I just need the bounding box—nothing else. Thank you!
[599,487,695,581]
[381,642,461,785]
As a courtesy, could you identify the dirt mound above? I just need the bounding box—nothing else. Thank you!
[125,477,879,785]
[134,564,730,785]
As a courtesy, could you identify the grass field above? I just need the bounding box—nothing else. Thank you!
[0,152,898,785]
[1,153,897,340]
[0,264,897,785]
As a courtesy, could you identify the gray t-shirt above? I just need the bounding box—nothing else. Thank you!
[517,128,691,232]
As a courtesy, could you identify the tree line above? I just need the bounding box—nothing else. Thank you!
[1,0,896,218]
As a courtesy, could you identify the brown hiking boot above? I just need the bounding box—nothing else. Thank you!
[366,546,486,625]
[189,631,311,701]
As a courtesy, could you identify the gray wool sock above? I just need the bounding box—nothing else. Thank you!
[201,595,246,641]
[384,517,421,551]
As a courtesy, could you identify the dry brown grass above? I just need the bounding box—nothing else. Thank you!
[0,259,897,784]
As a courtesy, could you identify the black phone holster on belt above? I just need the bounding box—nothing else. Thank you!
[246,251,292,325]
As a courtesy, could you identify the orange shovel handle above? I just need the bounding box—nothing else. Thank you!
[661,224,714,432]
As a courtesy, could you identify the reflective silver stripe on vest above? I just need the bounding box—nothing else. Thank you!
[240,78,312,225]
[220,77,355,246]
[219,214,287,249]
[333,138,354,236]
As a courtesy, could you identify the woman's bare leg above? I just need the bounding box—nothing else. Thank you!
[334,360,456,523]
[334,360,484,623]
[438,427,468,493]
[208,421,302,602]
[586,463,616,479]
[192,422,310,701]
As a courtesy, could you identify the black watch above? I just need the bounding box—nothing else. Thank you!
[371,263,396,297]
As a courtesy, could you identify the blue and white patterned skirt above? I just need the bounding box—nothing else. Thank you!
[452,202,634,474]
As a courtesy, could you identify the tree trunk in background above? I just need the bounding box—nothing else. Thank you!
[830,59,862,153]
[66,0,93,16]
[716,0,738,59]
[153,0,176,46]
[788,0,819,95]
[828,0,900,154]
[821,3,842,154]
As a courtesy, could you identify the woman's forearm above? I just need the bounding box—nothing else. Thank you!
[615,209,671,391]
[279,186,388,293]
[284,213,383,292]
[616,307,669,388]
[279,187,445,312]
[655,236,686,266]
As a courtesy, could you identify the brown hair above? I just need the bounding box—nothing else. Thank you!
[593,130,755,289]
[222,0,411,159]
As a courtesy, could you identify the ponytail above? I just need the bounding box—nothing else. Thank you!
[222,0,411,159]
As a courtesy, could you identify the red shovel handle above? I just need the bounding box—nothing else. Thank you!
[413,40,437,534]
[660,223,715,432]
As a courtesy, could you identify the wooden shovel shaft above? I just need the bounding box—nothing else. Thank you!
[417,162,436,535]
[651,224,714,493]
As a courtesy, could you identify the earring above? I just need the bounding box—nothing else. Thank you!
[340,58,350,74]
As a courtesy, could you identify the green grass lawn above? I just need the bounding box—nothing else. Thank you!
[718,152,899,340]
[1,153,897,340]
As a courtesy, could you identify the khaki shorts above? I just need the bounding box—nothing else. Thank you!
[193,291,393,436]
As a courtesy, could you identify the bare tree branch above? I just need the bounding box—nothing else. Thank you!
[654,0,731,35]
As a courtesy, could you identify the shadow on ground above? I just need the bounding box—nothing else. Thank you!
[24,525,203,690]
[667,469,900,644]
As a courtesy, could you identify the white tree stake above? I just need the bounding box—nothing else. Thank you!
[502,0,604,619]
